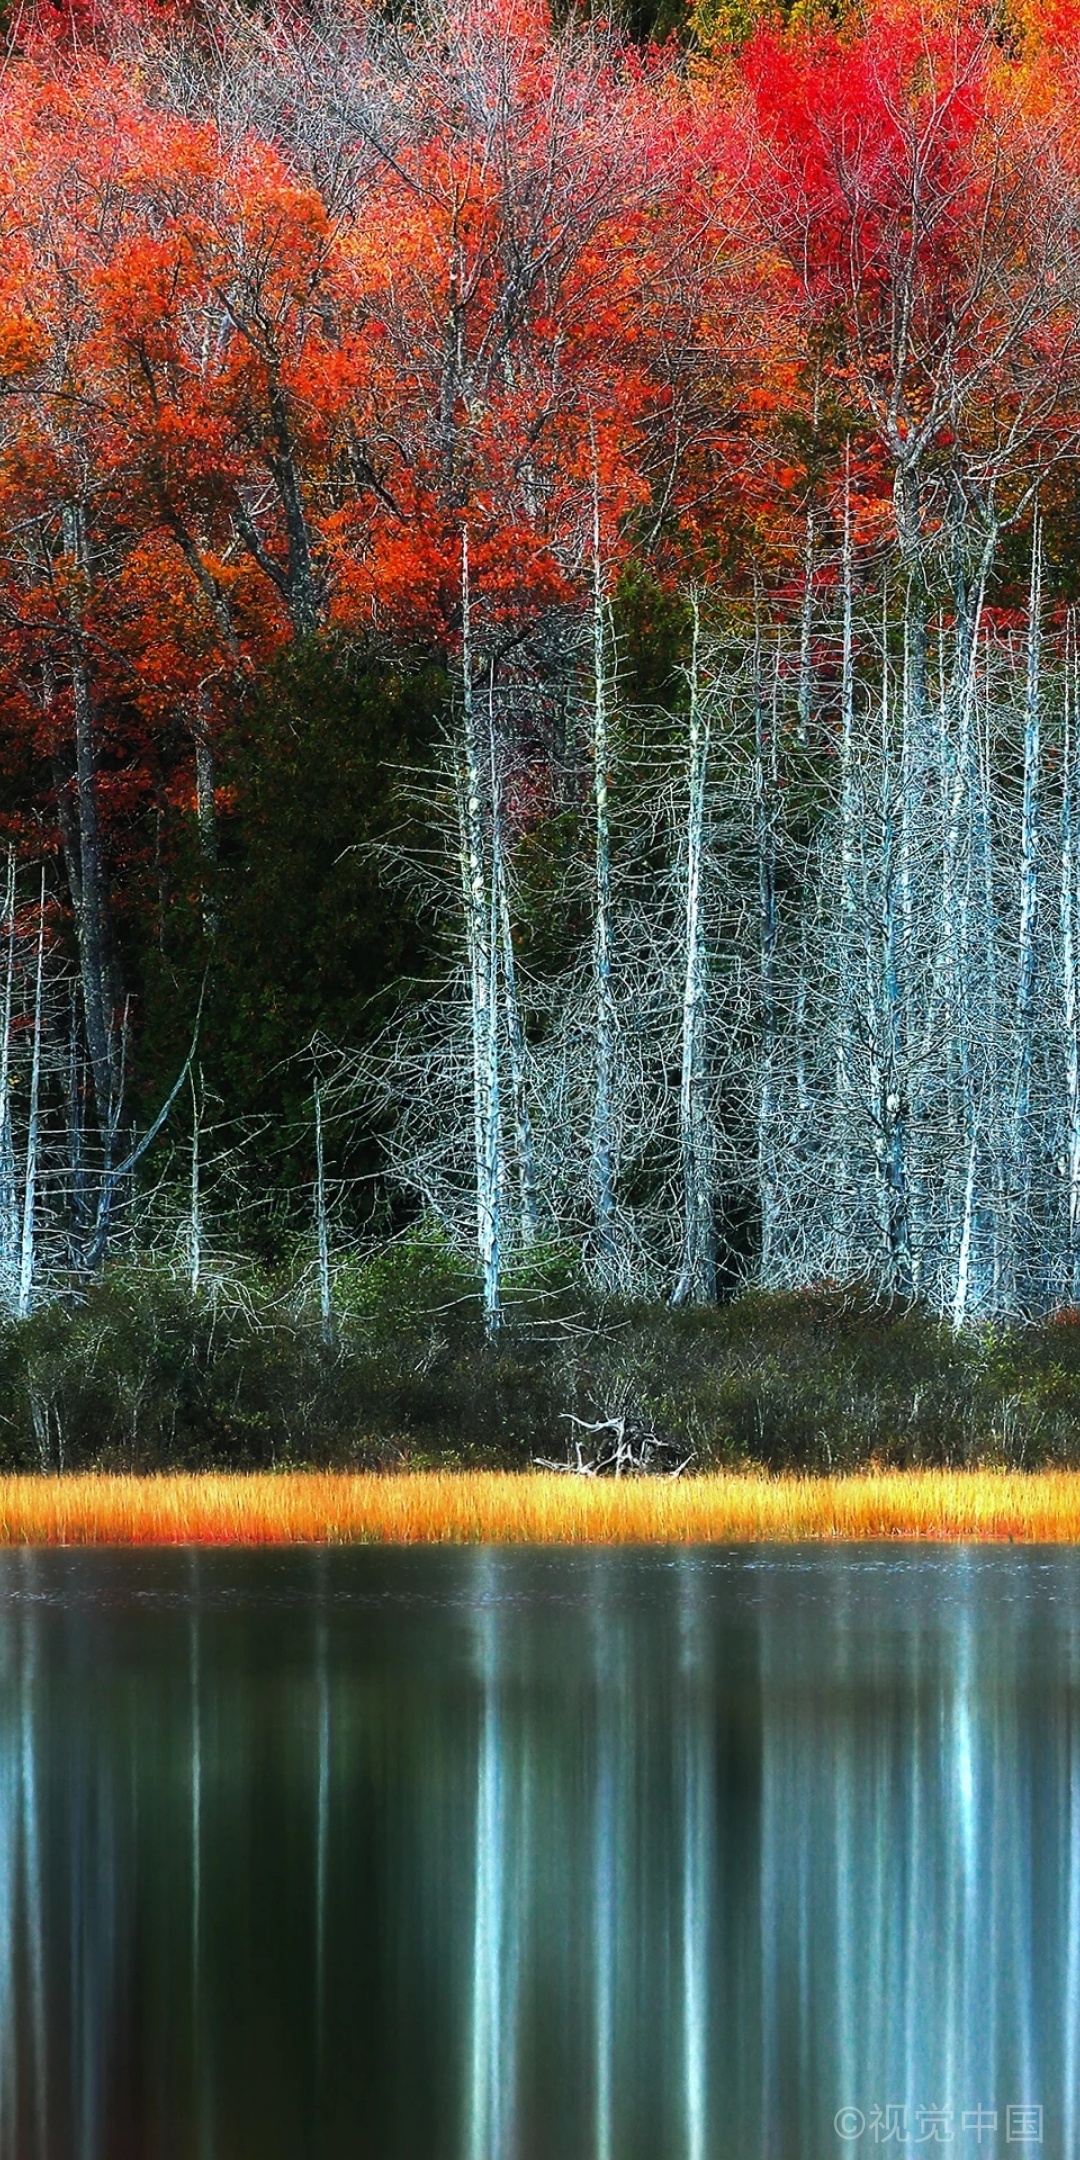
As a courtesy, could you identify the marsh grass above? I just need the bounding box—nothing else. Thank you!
[2,1469,1080,1543]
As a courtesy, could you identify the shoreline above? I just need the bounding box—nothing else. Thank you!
[0,1468,1079,1544]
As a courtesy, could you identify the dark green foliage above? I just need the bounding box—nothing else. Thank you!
[0,1269,404,1472]
[4,1265,1080,1473]
[591,1289,1080,1470]
[131,639,443,1215]
[612,564,694,708]
[551,0,692,44]
[0,1241,573,1470]
[213,643,442,1100]
[511,809,591,988]
[594,1290,981,1470]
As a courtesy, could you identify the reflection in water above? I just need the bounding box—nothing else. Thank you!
[314,1545,330,2066]
[592,1558,618,2160]
[468,1555,518,2160]
[0,1545,1071,2156]
[679,1555,711,2160]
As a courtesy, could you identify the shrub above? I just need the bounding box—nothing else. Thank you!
[3,1265,1080,1474]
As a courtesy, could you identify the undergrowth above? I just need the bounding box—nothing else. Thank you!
[3,1239,1080,1472]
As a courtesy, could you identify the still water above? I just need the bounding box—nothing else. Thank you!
[0,1544,1072,2158]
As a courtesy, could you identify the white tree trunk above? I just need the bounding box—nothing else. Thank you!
[948,560,991,1327]
[755,631,780,1287]
[0,854,18,1310]
[17,877,45,1322]
[314,1076,332,1343]
[833,449,858,1278]
[459,531,502,1331]
[673,598,714,1305]
[797,508,814,748]
[489,696,539,1253]
[877,624,913,1293]
[63,505,121,1144]
[1062,614,1080,1301]
[188,1068,202,1299]
[590,478,617,1286]
[1012,512,1043,1306]
[192,692,218,939]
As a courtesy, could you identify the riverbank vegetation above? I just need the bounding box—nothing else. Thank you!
[6,1259,1080,1474]
[5,1466,1080,1545]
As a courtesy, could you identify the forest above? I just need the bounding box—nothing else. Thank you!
[2,0,1080,1468]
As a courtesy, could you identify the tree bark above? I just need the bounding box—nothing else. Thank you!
[1012,513,1043,1307]
[590,474,617,1288]
[458,530,502,1332]
[673,597,714,1306]
[62,507,123,1147]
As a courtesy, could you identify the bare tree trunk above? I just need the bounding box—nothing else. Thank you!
[188,1068,202,1299]
[797,509,814,748]
[673,598,714,1306]
[876,628,913,1293]
[314,1076,332,1343]
[17,877,45,1321]
[1062,612,1080,1305]
[192,692,219,939]
[590,474,617,1287]
[62,506,122,1143]
[755,629,779,1289]
[65,1018,90,1261]
[976,682,1005,1310]
[490,719,539,1251]
[1012,512,1043,1308]
[267,371,321,640]
[832,448,858,1278]
[0,854,17,1309]
[898,467,928,1115]
[896,461,928,737]
[953,1132,979,1334]
[458,531,502,1332]
[236,370,321,640]
[948,561,991,1328]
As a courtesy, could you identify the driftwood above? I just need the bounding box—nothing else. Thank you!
[534,1413,694,1479]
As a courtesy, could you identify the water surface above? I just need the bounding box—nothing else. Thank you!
[0,1544,1071,2158]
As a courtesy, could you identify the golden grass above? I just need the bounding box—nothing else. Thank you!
[0,1468,1077,1544]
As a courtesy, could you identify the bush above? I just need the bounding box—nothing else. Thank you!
[3,1264,1080,1474]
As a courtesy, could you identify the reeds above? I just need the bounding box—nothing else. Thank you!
[0,1469,1080,1543]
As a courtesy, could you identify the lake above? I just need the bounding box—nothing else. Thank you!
[0,1544,1070,2158]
